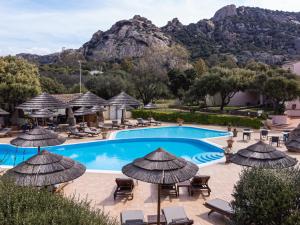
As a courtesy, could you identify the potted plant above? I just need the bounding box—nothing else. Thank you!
[102,131,108,139]
[224,138,234,163]
[233,128,238,137]
[177,118,184,126]
[227,123,232,132]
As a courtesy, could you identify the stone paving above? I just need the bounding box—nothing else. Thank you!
[1,122,300,225]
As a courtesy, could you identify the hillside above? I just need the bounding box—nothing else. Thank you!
[17,4,300,65]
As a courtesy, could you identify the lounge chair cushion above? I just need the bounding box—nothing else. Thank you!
[163,206,188,224]
[121,210,144,224]
[205,198,234,216]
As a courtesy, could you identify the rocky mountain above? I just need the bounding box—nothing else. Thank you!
[81,15,174,61]
[18,5,300,65]
[162,5,300,64]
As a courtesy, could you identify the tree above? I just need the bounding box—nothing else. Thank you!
[232,168,300,225]
[130,50,169,104]
[167,68,198,99]
[0,56,41,110]
[40,76,66,94]
[205,67,254,110]
[264,77,300,114]
[193,58,207,75]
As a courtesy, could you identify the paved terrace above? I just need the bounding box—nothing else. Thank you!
[1,123,299,225]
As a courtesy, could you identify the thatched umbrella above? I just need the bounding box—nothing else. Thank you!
[0,108,9,115]
[118,104,133,124]
[230,141,297,169]
[144,102,158,109]
[17,92,68,110]
[10,126,66,153]
[108,91,140,107]
[29,108,55,126]
[69,91,107,107]
[5,150,86,187]
[91,106,106,123]
[122,148,199,224]
[73,107,95,123]
[285,124,300,152]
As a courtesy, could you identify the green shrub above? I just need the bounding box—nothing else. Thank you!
[0,180,117,225]
[132,110,262,128]
[232,168,300,225]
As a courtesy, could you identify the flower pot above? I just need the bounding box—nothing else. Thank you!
[102,132,108,139]
[224,153,232,164]
[227,139,234,149]
[233,128,238,137]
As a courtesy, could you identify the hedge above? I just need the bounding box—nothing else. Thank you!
[0,179,117,225]
[132,110,262,129]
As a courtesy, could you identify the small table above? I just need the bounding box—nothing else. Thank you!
[147,215,166,225]
[177,180,191,196]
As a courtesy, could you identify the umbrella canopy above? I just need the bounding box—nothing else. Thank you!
[285,124,300,152]
[122,148,198,225]
[118,104,134,111]
[73,107,95,116]
[108,91,140,107]
[17,92,68,110]
[5,150,86,187]
[10,127,66,148]
[0,108,9,116]
[144,102,158,109]
[230,141,297,168]
[29,108,55,118]
[91,105,107,113]
[69,91,107,107]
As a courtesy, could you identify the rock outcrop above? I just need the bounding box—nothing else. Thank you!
[81,15,174,61]
[213,4,237,21]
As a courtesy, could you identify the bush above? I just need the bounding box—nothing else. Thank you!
[0,180,117,225]
[132,110,262,128]
[231,168,300,225]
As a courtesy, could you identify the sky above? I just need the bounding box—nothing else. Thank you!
[0,0,300,56]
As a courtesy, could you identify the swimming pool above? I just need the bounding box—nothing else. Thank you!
[113,126,229,140]
[0,126,229,171]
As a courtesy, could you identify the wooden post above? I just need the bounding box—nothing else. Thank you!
[157,184,161,225]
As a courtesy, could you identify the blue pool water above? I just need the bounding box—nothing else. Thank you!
[0,126,228,171]
[114,126,229,139]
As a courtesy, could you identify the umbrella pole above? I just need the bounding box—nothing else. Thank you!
[157,184,161,225]
[38,146,40,154]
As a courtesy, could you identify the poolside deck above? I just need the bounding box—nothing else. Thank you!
[1,123,299,224]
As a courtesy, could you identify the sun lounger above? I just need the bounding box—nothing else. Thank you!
[190,175,211,196]
[148,117,161,126]
[162,206,194,225]
[83,127,101,136]
[114,178,135,200]
[160,184,178,197]
[120,210,147,225]
[124,120,138,128]
[204,198,234,218]
[136,118,150,127]
[0,128,12,137]
[67,127,88,138]
[112,120,125,129]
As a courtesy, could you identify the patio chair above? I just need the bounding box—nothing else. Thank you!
[112,120,125,129]
[114,178,135,200]
[260,129,269,140]
[204,198,234,218]
[124,120,138,129]
[83,127,101,136]
[120,210,147,225]
[162,206,194,225]
[136,118,150,127]
[242,129,252,141]
[67,127,88,138]
[160,184,178,197]
[0,128,12,137]
[269,136,280,147]
[148,117,161,126]
[190,175,211,196]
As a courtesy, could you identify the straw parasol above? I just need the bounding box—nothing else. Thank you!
[73,107,94,116]
[91,105,107,113]
[17,92,68,110]
[0,108,9,115]
[285,124,300,152]
[5,150,86,187]
[29,108,54,118]
[144,102,158,109]
[230,141,297,168]
[10,126,66,153]
[108,91,140,107]
[69,91,107,107]
[122,148,199,224]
